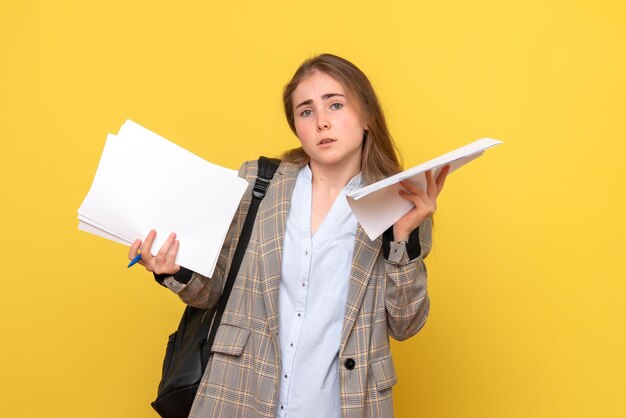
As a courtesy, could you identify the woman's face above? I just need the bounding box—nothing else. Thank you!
[292,71,367,174]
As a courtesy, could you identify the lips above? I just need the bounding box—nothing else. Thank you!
[318,138,336,145]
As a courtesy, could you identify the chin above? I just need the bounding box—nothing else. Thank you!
[305,147,361,169]
[315,157,359,170]
[309,154,342,166]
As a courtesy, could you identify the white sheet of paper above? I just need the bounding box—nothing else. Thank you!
[347,138,502,240]
[78,220,131,245]
[78,120,249,277]
[78,213,131,243]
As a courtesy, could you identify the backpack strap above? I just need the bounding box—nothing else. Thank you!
[204,157,280,355]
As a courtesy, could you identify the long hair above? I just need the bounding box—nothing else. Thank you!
[282,54,402,184]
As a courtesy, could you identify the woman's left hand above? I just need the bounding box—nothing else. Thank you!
[393,165,450,241]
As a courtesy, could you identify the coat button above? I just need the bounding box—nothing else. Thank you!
[344,358,355,370]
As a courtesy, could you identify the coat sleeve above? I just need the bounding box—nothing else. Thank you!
[165,160,255,309]
[383,216,433,341]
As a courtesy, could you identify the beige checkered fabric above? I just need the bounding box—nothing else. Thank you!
[176,160,432,418]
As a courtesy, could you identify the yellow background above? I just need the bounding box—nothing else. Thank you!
[1,1,624,417]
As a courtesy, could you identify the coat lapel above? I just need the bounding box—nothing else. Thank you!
[257,162,299,336]
[340,224,382,351]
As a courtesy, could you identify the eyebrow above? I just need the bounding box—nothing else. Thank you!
[295,93,345,109]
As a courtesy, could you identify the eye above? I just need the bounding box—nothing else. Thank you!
[330,102,344,110]
[299,109,313,117]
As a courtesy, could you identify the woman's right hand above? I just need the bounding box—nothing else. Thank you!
[128,229,181,275]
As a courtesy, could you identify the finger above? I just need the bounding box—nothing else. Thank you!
[398,180,424,195]
[141,229,157,259]
[128,239,141,261]
[435,165,450,195]
[398,196,435,229]
[165,239,180,267]
[399,183,429,201]
[425,170,437,200]
[399,188,429,207]
[168,239,180,259]
[399,179,429,197]
[156,232,177,264]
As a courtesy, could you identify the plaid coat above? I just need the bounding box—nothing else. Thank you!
[176,160,432,418]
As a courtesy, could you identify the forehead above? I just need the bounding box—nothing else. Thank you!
[292,71,348,102]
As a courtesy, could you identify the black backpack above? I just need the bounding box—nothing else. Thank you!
[151,157,280,418]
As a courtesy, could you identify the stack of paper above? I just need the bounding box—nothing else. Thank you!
[347,138,502,240]
[78,120,249,277]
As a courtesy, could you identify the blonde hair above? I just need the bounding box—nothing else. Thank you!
[282,54,402,184]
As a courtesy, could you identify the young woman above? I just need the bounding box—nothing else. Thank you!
[130,54,448,418]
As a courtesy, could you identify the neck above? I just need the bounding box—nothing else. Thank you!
[308,159,360,193]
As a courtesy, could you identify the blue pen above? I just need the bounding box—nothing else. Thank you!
[127,252,142,268]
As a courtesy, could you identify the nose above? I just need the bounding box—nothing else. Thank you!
[316,114,330,131]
